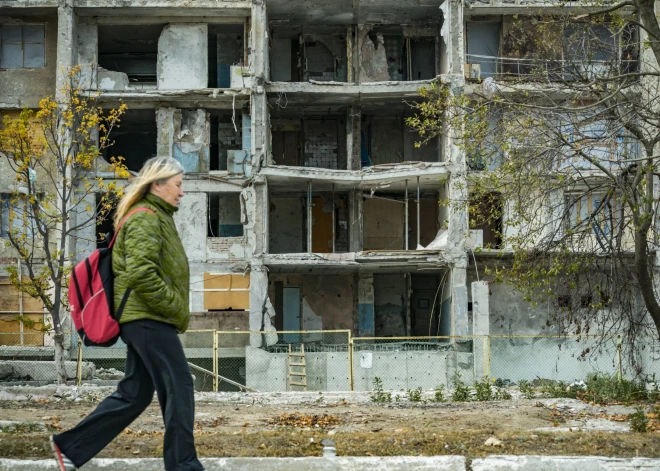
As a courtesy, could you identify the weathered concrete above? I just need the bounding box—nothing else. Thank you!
[0,361,93,381]
[472,456,660,470]
[76,22,97,88]
[157,24,208,90]
[472,281,490,379]
[173,192,207,262]
[0,456,466,471]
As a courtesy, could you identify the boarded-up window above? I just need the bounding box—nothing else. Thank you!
[0,279,45,346]
[203,273,250,310]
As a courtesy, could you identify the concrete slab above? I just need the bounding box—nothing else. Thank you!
[0,457,466,471]
[472,456,660,470]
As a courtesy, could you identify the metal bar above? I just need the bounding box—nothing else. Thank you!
[76,340,83,387]
[188,362,258,393]
[307,181,313,253]
[416,176,421,249]
[214,330,353,335]
[348,335,354,391]
[18,258,23,345]
[405,180,409,250]
[332,184,336,253]
[213,330,218,392]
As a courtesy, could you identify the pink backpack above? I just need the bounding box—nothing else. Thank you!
[69,207,154,346]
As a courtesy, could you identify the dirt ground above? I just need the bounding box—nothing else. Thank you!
[0,386,659,461]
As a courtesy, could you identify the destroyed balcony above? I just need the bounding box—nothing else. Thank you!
[261,162,449,192]
[89,22,250,94]
[269,25,439,84]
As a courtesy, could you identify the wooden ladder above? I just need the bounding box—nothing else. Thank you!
[288,343,307,391]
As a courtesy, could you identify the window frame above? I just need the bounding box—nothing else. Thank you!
[0,24,46,69]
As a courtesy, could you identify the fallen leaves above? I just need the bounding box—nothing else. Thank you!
[269,413,342,428]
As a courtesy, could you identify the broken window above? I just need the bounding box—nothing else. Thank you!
[469,193,503,249]
[564,192,622,239]
[0,24,45,69]
[208,193,244,238]
[269,192,348,254]
[102,109,157,172]
[365,113,440,166]
[271,116,346,169]
[363,191,439,251]
[208,24,246,88]
[210,112,243,171]
[269,28,348,82]
[359,27,438,82]
[98,24,163,87]
[466,21,500,79]
[0,193,37,238]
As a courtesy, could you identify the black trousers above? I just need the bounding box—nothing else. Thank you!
[53,320,204,471]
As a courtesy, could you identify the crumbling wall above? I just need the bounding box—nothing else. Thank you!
[357,26,389,83]
[374,274,407,337]
[158,23,208,90]
[173,192,206,262]
[157,108,210,172]
[268,274,354,330]
[305,34,347,82]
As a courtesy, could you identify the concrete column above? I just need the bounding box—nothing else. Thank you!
[358,274,375,337]
[249,263,269,347]
[76,23,97,88]
[250,89,270,170]
[450,268,468,337]
[346,106,362,170]
[248,176,269,257]
[472,280,490,379]
[56,5,77,259]
[442,0,464,76]
[348,190,364,252]
[56,5,77,102]
[251,0,269,81]
[156,107,178,157]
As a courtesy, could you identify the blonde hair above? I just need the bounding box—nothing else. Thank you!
[113,156,184,229]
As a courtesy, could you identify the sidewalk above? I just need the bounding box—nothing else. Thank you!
[1,456,659,470]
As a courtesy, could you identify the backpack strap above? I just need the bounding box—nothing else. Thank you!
[108,207,155,249]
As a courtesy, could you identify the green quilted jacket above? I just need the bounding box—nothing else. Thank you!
[113,193,190,332]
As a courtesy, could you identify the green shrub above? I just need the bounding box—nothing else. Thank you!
[629,406,649,433]
[495,387,512,400]
[474,376,494,402]
[518,380,535,399]
[371,377,392,403]
[539,379,578,399]
[407,387,423,403]
[584,373,647,405]
[434,384,446,402]
[451,373,471,402]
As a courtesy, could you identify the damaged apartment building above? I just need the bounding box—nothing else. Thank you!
[0,0,637,390]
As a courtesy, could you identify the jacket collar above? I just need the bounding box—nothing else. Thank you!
[145,193,178,216]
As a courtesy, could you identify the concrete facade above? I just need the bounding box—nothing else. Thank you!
[1,0,645,391]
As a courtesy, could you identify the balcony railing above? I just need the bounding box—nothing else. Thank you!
[465,54,639,81]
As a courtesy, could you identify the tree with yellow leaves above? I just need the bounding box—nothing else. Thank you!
[0,66,128,384]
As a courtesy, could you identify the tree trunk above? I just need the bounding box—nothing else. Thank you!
[634,230,660,340]
[53,329,68,385]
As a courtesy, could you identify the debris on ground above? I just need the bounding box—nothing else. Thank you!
[268,413,342,428]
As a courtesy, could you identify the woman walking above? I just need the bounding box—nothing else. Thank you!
[51,156,204,471]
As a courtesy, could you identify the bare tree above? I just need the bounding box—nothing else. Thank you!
[409,2,660,365]
[0,66,127,384]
